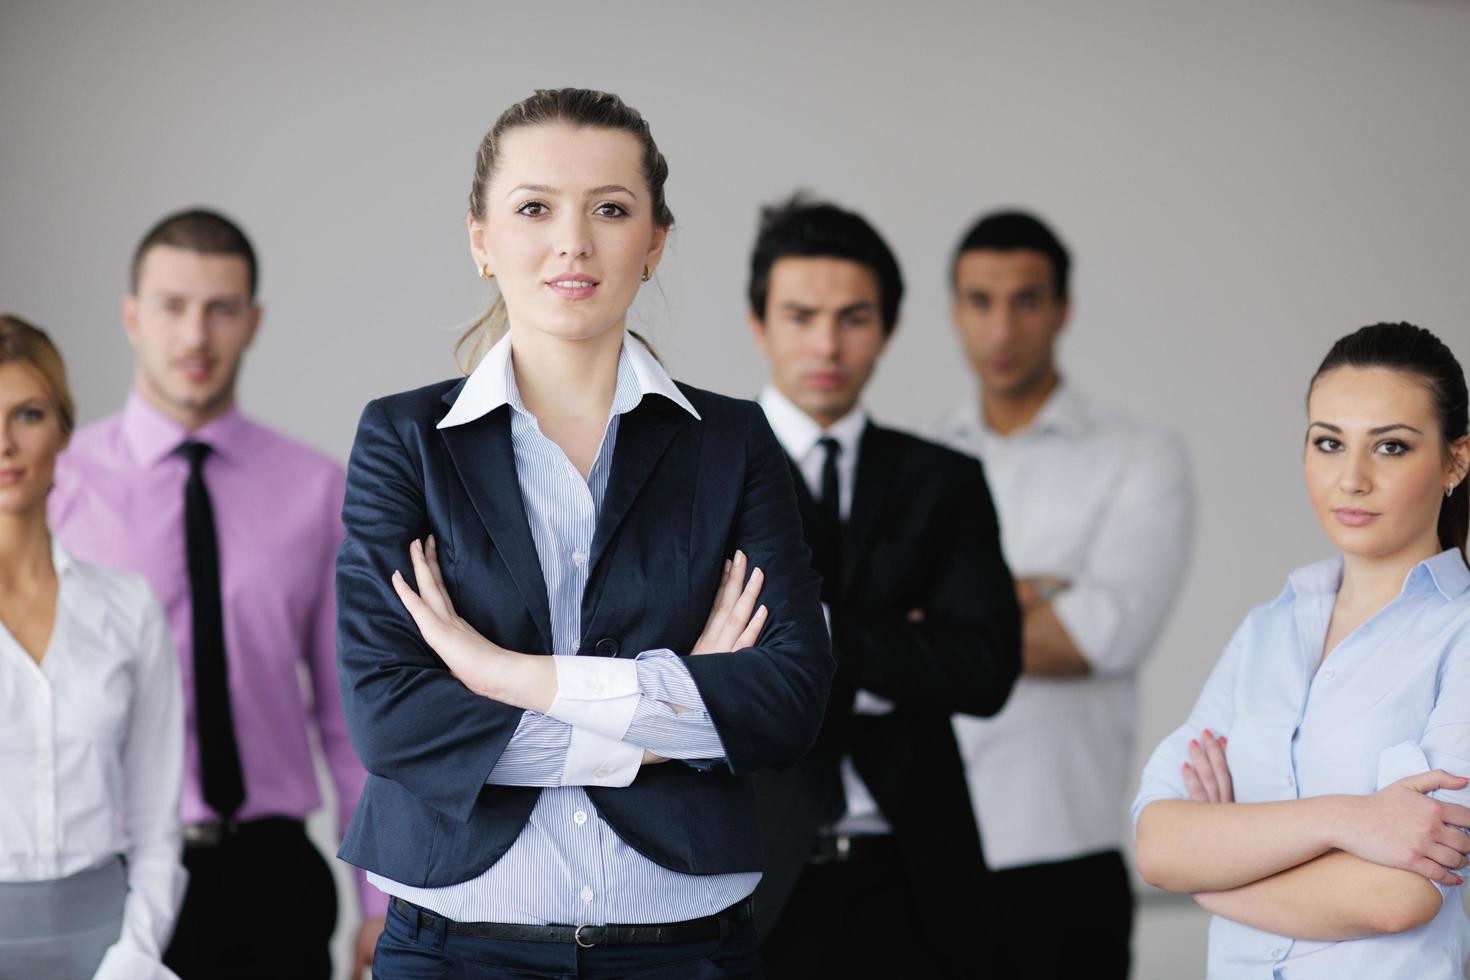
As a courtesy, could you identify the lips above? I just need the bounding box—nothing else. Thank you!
[175,357,216,383]
[0,469,23,486]
[546,275,599,300]
[803,372,845,391]
[1333,508,1380,528]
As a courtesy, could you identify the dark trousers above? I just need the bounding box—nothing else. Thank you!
[991,849,1134,979]
[164,818,338,980]
[373,898,763,979]
[761,834,964,979]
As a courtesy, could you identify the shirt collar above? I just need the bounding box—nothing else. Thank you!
[121,389,250,467]
[437,332,700,430]
[1282,548,1470,604]
[949,380,1091,441]
[758,384,867,463]
[49,536,75,579]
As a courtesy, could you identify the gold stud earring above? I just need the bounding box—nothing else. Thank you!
[641,266,652,283]
[479,264,494,280]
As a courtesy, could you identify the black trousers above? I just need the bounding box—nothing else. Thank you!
[990,849,1134,979]
[164,819,338,980]
[761,834,970,979]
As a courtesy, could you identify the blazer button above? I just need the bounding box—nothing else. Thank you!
[594,638,619,657]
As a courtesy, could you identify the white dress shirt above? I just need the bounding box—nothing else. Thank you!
[758,386,892,832]
[930,384,1193,868]
[0,540,185,980]
[369,334,757,924]
[1134,550,1470,979]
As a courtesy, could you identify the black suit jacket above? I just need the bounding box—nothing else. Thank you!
[335,379,833,888]
[753,421,1021,931]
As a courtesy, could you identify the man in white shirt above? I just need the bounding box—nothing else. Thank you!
[930,210,1194,978]
[746,194,1021,978]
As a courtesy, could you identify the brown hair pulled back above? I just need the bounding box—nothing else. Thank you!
[457,88,674,372]
[0,313,77,437]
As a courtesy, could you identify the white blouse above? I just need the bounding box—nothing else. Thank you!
[0,540,185,979]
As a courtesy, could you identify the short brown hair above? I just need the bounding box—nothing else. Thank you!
[130,208,259,298]
[0,313,77,436]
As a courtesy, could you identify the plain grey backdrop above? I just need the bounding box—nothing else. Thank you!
[4,0,1469,976]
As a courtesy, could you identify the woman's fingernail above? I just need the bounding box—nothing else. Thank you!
[1190,739,1199,749]
[1182,762,1191,770]
[1203,729,1212,739]
[1219,737,1227,746]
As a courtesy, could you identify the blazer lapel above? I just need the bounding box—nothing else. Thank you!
[589,398,684,573]
[842,423,891,590]
[437,405,554,653]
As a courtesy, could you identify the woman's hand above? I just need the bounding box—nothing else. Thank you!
[1334,772,1470,886]
[391,536,555,712]
[691,550,767,656]
[1183,729,1233,803]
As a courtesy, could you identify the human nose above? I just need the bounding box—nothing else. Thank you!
[555,211,593,260]
[180,303,209,349]
[1339,449,1373,495]
[0,421,16,459]
[809,317,839,360]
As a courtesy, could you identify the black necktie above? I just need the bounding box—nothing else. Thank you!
[815,437,843,601]
[178,441,245,819]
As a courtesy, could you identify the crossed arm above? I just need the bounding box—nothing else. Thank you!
[1136,732,1470,940]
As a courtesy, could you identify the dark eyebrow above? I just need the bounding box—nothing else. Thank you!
[1309,421,1423,436]
[506,183,638,200]
[778,302,819,315]
[837,301,878,317]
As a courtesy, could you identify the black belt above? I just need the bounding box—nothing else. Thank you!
[808,827,894,865]
[182,816,305,848]
[390,896,753,948]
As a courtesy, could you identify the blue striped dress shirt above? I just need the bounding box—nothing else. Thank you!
[367,335,760,924]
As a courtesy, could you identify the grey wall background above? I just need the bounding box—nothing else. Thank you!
[4,0,1469,976]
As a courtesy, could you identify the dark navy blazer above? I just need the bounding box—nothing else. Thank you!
[335,377,833,888]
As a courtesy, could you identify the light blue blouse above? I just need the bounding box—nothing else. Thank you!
[1134,549,1470,980]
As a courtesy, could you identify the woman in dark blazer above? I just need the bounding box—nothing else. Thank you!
[335,88,832,979]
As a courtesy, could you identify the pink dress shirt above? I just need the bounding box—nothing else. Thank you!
[49,391,387,918]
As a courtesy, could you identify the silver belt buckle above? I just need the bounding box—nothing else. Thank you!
[574,924,599,948]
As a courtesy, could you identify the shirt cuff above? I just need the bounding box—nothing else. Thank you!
[94,942,181,980]
[546,655,640,742]
[563,726,643,786]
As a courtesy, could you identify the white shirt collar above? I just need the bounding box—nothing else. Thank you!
[437,332,700,430]
[947,381,1091,442]
[757,384,867,464]
[1282,548,1470,605]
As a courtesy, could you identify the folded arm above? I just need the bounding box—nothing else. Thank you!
[831,455,1020,717]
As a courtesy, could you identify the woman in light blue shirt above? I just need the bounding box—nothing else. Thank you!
[1134,321,1470,979]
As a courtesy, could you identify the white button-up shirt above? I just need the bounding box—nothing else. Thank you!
[930,384,1194,868]
[0,540,185,979]
[1134,549,1470,979]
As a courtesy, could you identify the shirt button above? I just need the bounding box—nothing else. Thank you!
[1270,947,1285,958]
[572,549,588,567]
[1320,668,1335,680]
[581,886,594,903]
[594,766,611,778]
[1285,775,1295,787]
[574,810,588,825]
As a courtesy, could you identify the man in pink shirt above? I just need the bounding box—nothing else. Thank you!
[50,208,387,978]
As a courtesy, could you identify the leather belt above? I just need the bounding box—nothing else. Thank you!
[808,827,893,865]
[390,896,753,947]
[182,816,304,848]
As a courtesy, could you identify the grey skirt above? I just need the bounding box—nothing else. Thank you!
[0,856,126,980]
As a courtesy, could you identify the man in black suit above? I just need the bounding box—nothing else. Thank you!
[745,195,1022,977]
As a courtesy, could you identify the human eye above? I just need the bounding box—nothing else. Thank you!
[515,200,549,217]
[593,201,629,218]
[1375,439,1410,457]
[1015,291,1039,310]
[1312,436,1343,452]
[160,297,186,315]
[209,300,244,318]
[968,293,989,311]
[17,405,47,424]
[842,311,876,329]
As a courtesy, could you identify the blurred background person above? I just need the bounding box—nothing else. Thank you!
[1134,321,1470,979]
[930,210,1195,978]
[745,195,1020,978]
[0,313,185,980]
[48,211,387,979]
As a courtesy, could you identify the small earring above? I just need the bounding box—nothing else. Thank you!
[1450,484,1458,499]
[641,266,652,283]
[479,264,494,280]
